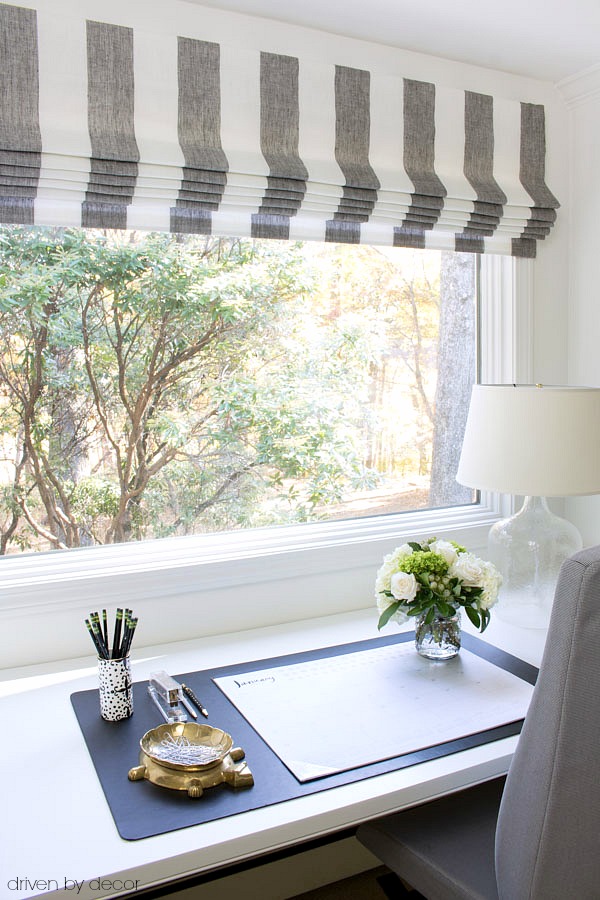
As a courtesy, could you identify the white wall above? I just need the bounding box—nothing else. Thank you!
[559,68,600,545]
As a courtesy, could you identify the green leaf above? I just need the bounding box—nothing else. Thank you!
[436,600,453,617]
[425,606,435,624]
[465,605,481,629]
[377,602,401,630]
[407,541,422,551]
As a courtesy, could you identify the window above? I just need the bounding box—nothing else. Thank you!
[0,230,529,668]
[0,227,477,556]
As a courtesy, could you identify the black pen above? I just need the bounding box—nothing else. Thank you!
[181,683,208,718]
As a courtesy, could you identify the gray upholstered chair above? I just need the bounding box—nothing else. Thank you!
[357,545,600,900]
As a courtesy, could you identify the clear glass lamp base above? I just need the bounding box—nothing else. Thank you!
[488,496,582,629]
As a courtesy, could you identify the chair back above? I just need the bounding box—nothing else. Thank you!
[495,545,600,899]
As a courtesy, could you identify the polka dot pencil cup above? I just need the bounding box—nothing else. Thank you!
[98,656,133,721]
[85,608,138,721]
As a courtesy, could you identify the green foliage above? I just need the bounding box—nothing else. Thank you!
[69,478,121,518]
[0,227,398,552]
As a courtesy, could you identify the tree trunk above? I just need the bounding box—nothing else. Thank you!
[428,252,476,508]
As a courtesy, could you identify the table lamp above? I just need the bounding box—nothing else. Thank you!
[456,384,600,628]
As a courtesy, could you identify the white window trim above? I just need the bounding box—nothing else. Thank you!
[0,255,533,665]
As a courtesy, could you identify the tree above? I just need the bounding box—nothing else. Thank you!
[306,243,440,480]
[0,229,475,553]
[0,228,372,552]
[428,252,477,508]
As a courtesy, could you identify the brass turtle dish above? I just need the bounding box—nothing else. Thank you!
[128,722,254,798]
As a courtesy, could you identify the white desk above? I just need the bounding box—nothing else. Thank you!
[0,609,546,900]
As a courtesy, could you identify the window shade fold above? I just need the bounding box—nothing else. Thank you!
[83,21,140,230]
[325,66,381,245]
[0,5,41,225]
[0,2,560,257]
[251,52,308,241]
[172,37,228,236]
[393,79,446,249]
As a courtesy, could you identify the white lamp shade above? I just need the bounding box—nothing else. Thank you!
[457,384,600,497]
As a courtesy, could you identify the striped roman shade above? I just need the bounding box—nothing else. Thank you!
[0,2,559,257]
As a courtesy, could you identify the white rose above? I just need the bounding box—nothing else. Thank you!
[450,553,484,586]
[390,571,418,602]
[429,540,458,567]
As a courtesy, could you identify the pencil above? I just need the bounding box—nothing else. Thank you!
[102,609,109,650]
[111,608,123,659]
[179,693,198,719]
[90,612,109,659]
[86,618,106,658]
[85,608,137,660]
[121,615,138,658]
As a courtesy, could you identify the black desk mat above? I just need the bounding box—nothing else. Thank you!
[70,631,537,841]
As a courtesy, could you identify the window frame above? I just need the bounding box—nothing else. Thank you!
[0,254,533,666]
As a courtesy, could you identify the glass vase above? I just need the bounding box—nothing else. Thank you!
[415,611,461,660]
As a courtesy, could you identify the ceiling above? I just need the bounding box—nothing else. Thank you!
[181,0,600,83]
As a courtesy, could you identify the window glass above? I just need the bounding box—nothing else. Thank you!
[0,227,476,554]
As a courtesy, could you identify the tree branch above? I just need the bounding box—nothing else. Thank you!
[18,496,68,551]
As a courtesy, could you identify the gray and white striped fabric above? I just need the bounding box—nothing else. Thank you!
[83,21,139,230]
[0,2,559,257]
[0,5,41,225]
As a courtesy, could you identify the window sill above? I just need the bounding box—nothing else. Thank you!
[0,497,504,668]
[0,499,501,612]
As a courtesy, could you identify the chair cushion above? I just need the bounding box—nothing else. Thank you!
[357,777,504,900]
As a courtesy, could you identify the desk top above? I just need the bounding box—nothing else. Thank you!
[0,609,547,900]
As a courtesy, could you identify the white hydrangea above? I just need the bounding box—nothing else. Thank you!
[478,560,502,609]
[374,543,414,597]
[375,592,410,625]
[375,543,414,625]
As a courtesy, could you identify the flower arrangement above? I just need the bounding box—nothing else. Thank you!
[376,537,502,633]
